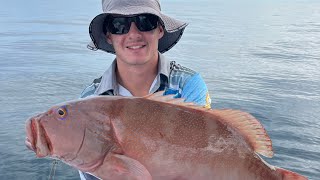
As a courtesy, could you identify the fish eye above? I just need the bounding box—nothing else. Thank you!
[57,106,68,120]
[58,109,65,115]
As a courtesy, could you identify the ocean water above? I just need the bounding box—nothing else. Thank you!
[0,0,319,179]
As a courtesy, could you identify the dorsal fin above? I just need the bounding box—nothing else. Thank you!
[144,92,273,157]
[209,109,273,158]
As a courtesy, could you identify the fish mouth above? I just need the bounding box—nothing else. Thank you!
[25,116,52,157]
[25,117,36,151]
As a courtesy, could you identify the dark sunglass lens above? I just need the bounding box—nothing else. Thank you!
[136,14,158,32]
[107,17,130,34]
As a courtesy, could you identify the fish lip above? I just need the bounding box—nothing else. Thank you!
[25,117,36,152]
[25,116,53,157]
[34,120,53,157]
[25,137,34,151]
[38,122,53,157]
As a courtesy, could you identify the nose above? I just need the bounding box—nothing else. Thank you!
[127,22,142,37]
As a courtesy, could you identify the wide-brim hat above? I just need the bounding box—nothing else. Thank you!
[87,0,188,54]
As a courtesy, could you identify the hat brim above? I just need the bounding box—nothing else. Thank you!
[88,9,188,54]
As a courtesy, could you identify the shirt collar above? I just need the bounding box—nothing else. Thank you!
[158,53,171,78]
[94,53,171,96]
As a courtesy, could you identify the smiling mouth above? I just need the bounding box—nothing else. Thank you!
[127,45,146,49]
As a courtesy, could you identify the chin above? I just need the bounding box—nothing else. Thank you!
[127,59,149,66]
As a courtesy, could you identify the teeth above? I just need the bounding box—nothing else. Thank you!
[128,45,144,49]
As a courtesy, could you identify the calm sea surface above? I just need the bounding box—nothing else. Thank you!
[0,0,319,179]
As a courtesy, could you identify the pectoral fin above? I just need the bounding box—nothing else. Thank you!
[275,167,308,180]
[92,153,152,180]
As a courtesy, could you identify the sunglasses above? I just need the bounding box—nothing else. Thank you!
[105,14,159,35]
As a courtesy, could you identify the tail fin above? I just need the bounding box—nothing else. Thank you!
[276,167,308,180]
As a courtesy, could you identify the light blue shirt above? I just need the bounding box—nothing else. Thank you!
[80,53,211,107]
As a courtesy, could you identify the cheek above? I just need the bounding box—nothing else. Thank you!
[148,30,162,44]
[47,120,84,155]
[151,28,163,42]
[148,34,160,49]
[109,36,123,48]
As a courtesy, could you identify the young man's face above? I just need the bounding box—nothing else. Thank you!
[107,22,164,66]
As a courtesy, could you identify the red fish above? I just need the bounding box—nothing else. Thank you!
[25,92,307,180]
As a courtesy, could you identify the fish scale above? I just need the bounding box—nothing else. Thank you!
[25,92,307,180]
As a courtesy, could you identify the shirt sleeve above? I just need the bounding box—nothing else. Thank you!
[79,83,98,98]
[181,73,212,108]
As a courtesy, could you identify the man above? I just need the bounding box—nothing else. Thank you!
[79,0,211,179]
